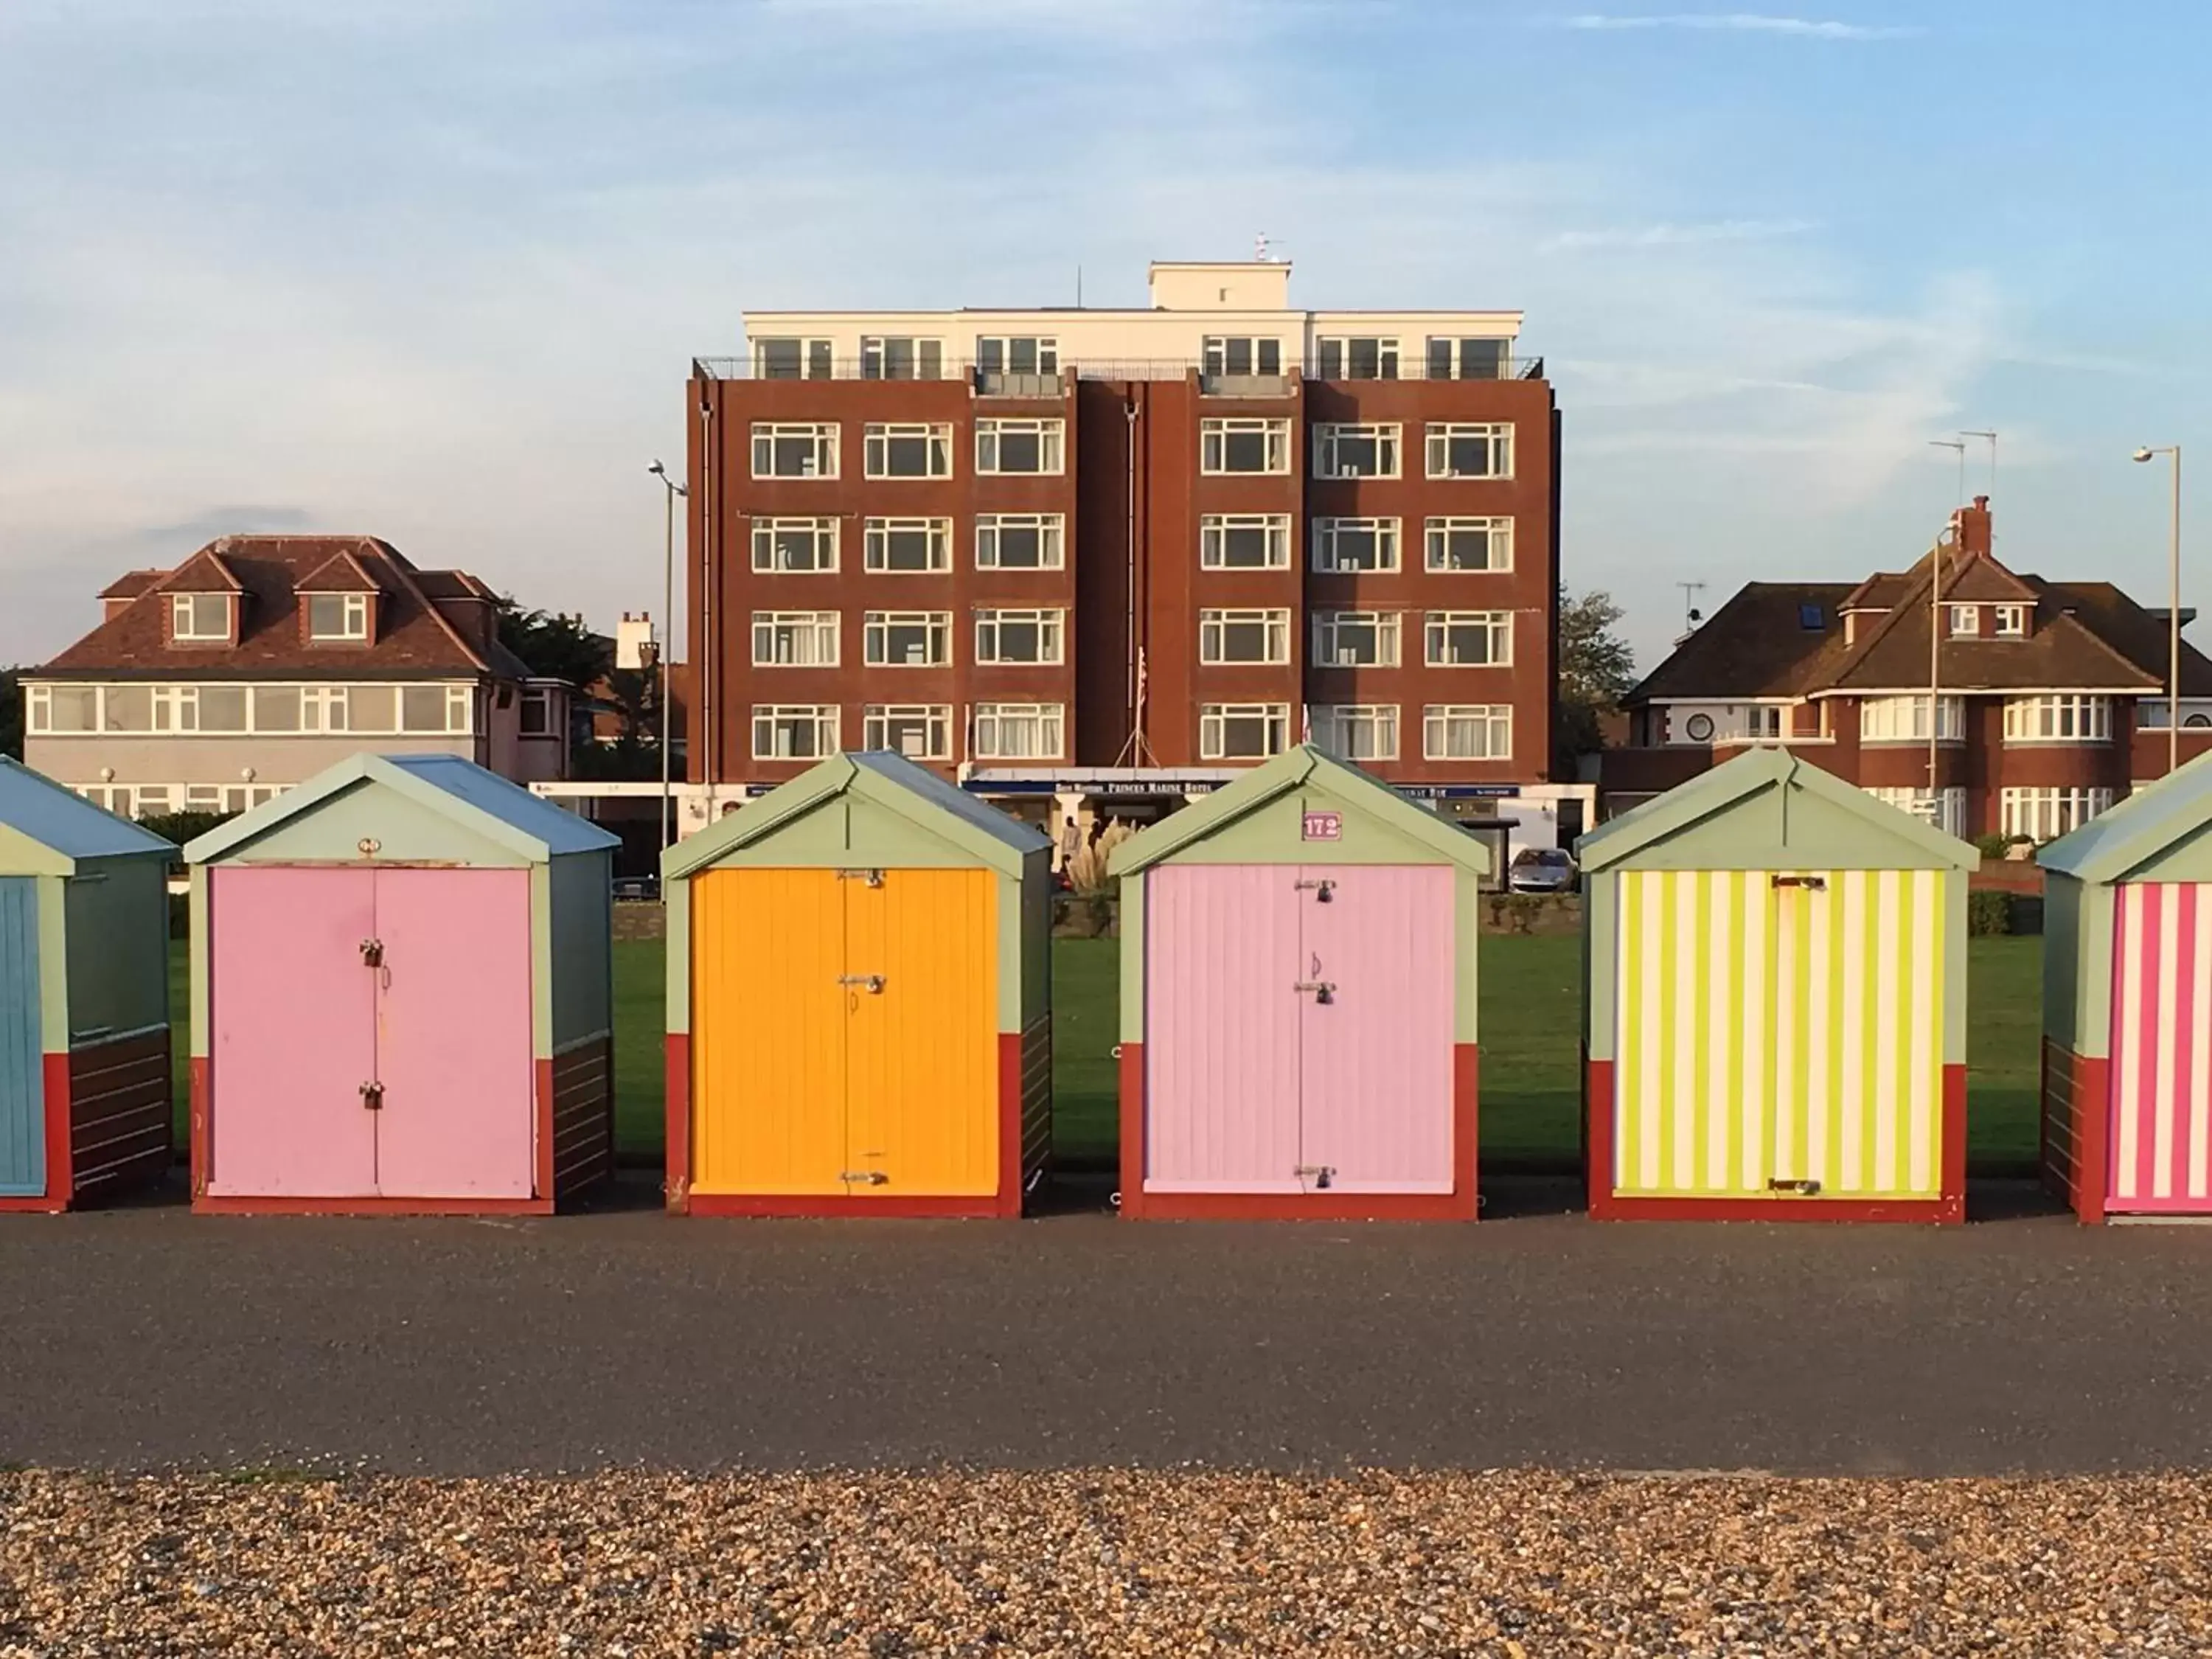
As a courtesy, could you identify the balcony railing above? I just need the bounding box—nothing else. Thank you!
[692,352,1548,386]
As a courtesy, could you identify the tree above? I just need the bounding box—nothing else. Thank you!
[1556,589,1637,765]
[494,598,610,692]
[0,668,20,760]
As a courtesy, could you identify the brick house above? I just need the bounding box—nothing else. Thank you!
[24,535,570,818]
[1604,498,2212,838]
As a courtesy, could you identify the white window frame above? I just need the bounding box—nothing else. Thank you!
[1993,604,2029,637]
[1422,703,1513,762]
[1425,611,1513,669]
[1198,608,1291,667]
[1310,517,1402,573]
[751,703,840,761]
[1424,516,1513,573]
[299,685,348,734]
[973,608,1064,667]
[150,685,198,733]
[862,703,952,760]
[751,518,839,574]
[750,336,832,380]
[863,518,953,574]
[972,701,1065,761]
[49,680,472,738]
[2003,695,2112,744]
[170,593,231,641]
[863,611,952,668]
[862,422,953,479]
[973,335,1058,375]
[1198,703,1290,762]
[1312,611,1402,669]
[751,611,841,668]
[1310,703,1399,762]
[1950,605,1981,636]
[975,418,1065,476]
[1425,422,1514,480]
[1424,336,1512,380]
[1201,335,1283,377]
[1200,418,1290,476]
[750,422,840,480]
[859,336,945,381]
[518,686,559,739]
[2001,786,2114,842]
[1315,335,1400,380]
[1312,424,1402,481]
[1199,514,1291,571]
[306,592,369,641]
[1865,786,1968,838]
[974,514,1065,570]
[1859,695,1965,743]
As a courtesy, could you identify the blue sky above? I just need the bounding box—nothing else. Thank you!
[0,0,2202,668]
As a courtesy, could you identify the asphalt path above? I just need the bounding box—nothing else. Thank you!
[3,1175,2210,1476]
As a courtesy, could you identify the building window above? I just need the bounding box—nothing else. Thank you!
[519,687,558,738]
[1950,605,1981,636]
[1199,514,1291,570]
[1859,695,1964,743]
[1425,517,1512,573]
[1425,422,1513,479]
[974,336,1057,375]
[1425,337,1511,380]
[1994,604,2028,637]
[751,337,832,380]
[24,684,91,734]
[307,593,369,641]
[1865,786,1968,837]
[975,514,1064,570]
[2002,787,2113,842]
[751,422,839,479]
[863,703,951,760]
[1310,518,1401,573]
[973,701,1063,760]
[860,336,943,380]
[401,685,471,734]
[1312,611,1401,668]
[1198,608,1290,666]
[751,611,841,667]
[751,518,839,573]
[1202,335,1282,377]
[863,518,952,573]
[150,685,198,733]
[1312,424,1401,480]
[1310,703,1399,762]
[300,686,348,733]
[1423,703,1512,761]
[1200,703,1290,761]
[973,608,1063,666]
[1200,418,1290,475]
[1315,336,1399,380]
[1425,611,1512,668]
[170,593,230,641]
[2003,695,2112,744]
[863,611,951,667]
[752,704,839,760]
[975,418,1064,476]
[863,423,953,479]
[2139,700,2212,730]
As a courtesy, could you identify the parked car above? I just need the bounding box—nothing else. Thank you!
[1507,846,1578,894]
[611,874,660,902]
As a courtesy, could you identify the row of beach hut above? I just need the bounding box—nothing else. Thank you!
[1,742,2206,1225]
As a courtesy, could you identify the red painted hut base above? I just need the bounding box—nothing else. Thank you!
[2040,1039,2111,1224]
[1584,1059,1967,1224]
[0,1033,173,1214]
[1114,1042,1481,1222]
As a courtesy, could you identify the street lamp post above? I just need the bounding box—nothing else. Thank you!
[2134,445,2183,774]
[648,460,689,855]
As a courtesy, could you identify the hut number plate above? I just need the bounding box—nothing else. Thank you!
[1301,811,1343,841]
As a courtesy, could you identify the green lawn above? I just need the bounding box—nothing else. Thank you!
[170,933,2051,1177]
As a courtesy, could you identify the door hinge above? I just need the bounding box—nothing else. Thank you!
[840,1170,890,1186]
[1770,874,1827,891]
[359,937,384,967]
[1294,980,1336,1004]
[1294,1164,1337,1189]
[359,1080,385,1111]
[838,869,887,887]
[1768,1176,1821,1194]
[1293,878,1336,902]
[836,974,887,994]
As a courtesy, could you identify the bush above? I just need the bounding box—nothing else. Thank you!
[1972,832,2012,860]
[1967,890,2014,936]
[138,809,236,846]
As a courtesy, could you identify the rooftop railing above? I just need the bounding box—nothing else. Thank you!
[692,352,1548,386]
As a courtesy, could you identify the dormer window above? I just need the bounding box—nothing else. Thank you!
[307,593,370,641]
[170,593,231,642]
[1994,603,2028,637]
[1950,605,1980,636]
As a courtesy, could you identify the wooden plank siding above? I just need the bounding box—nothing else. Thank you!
[66,1026,170,1197]
[549,1032,614,1200]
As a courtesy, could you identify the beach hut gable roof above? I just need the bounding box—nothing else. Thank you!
[0,756,175,871]
[2039,751,2212,883]
[1107,745,1492,877]
[664,751,1047,880]
[1576,747,1978,874]
[184,753,617,865]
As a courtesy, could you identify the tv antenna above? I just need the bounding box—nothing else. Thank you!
[1677,581,1707,628]
[1254,232,1279,262]
[1960,429,1997,495]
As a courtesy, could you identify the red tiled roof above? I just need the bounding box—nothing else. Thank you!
[413,569,497,602]
[296,548,385,594]
[154,547,246,594]
[97,569,165,601]
[38,535,535,681]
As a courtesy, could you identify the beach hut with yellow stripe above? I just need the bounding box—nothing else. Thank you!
[1576,748,1978,1223]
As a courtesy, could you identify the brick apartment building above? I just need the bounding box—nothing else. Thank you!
[1604,497,2212,838]
[24,535,571,818]
[681,259,1582,849]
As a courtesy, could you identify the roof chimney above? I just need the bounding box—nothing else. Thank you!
[1952,495,1993,557]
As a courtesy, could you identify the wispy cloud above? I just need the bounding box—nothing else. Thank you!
[1559,13,1923,40]
[1545,217,1820,251]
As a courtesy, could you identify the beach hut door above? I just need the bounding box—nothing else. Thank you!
[2106,882,2212,1213]
[0,877,44,1196]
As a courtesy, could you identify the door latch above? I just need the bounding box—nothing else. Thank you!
[359,1081,385,1111]
[1294,980,1336,1005]
[359,937,384,967]
[1768,1176,1821,1194]
[1770,875,1827,891]
[836,975,887,994]
[1294,1164,1337,1189]
[838,869,887,888]
[1293,878,1336,902]
[839,1170,890,1186]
